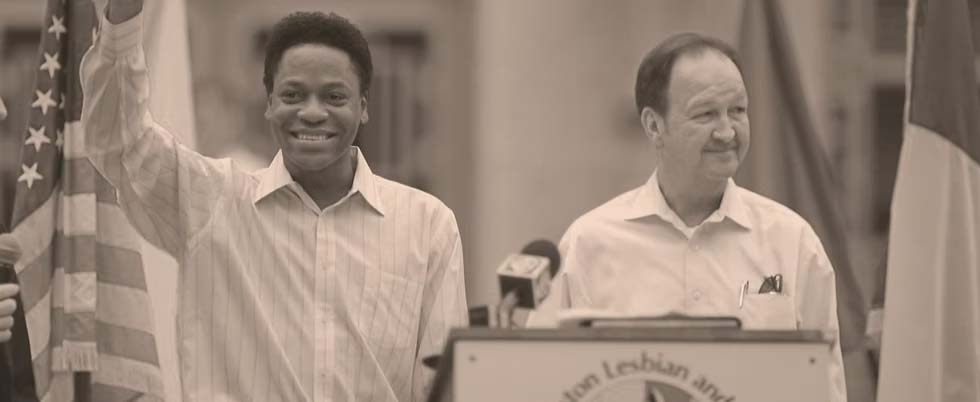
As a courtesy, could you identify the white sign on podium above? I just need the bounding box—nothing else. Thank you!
[428,327,831,402]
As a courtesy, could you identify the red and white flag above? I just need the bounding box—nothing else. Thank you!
[878,0,980,400]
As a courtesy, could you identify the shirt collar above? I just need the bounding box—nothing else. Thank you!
[624,170,752,230]
[252,147,386,215]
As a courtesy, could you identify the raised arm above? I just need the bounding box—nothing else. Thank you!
[81,0,228,258]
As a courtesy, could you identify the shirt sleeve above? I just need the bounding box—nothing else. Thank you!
[795,225,848,402]
[411,207,468,401]
[81,10,227,258]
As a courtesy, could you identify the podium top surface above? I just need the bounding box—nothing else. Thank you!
[447,327,830,344]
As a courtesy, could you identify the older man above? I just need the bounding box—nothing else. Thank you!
[530,33,846,401]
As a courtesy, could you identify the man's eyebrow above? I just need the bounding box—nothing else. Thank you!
[686,92,748,110]
[278,79,352,90]
[684,97,716,111]
[277,80,304,88]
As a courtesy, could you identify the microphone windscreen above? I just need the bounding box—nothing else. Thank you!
[520,239,560,277]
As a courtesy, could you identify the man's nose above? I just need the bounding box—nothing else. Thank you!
[712,118,736,142]
[297,99,328,124]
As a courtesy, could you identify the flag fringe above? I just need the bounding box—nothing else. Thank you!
[51,342,99,372]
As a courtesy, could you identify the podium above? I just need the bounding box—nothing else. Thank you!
[428,327,831,402]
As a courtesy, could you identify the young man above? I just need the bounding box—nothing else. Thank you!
[530,33,847,401]
[82,1,468,400]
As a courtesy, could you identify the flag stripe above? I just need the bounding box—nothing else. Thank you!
[91,355,165,397]
[95,179,118,204]
[57,234,96,273]
[61,158,96,196]
[95,323,159,366]
[90,383,158,402]
[63,121,86,160]
[91,284,155,330]
[58,193,95,236]
[58,316,96,342]
[880,125,980,401]
[94,245,148,290]
[27,291,52,361]
[908,0,980,164]
[93,203,145,251]
[62,160,117,207]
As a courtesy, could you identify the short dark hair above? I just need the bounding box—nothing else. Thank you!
[634,33,741,116]
[263,11,373,96]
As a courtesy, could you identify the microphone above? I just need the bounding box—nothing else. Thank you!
[497,240,561,327]
[421,241,561,370]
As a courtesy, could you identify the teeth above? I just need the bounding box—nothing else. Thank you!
[296,134,329,141]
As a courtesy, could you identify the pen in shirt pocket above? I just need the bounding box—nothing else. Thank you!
[738,280,749,309]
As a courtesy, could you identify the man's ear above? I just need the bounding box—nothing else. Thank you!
[360,96,369,124]
[264,95,273,120]
[640,106,665,148]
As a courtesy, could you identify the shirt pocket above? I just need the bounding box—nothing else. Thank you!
[365,270,424,355]
[738,293,798,330]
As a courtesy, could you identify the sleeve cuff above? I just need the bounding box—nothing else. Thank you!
[99,10,143,61]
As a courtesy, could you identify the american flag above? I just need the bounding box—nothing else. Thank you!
[7,0,165,400]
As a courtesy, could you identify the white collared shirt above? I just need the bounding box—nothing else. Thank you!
[529,171,847,402]
[82,13,467,402]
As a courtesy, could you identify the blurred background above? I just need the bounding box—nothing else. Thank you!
[0,0,967,401]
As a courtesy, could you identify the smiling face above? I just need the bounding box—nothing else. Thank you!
[644,50,750,185]
[265,43,369,175]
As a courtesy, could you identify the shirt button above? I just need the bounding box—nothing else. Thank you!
[691,242,700,251]
[692,290,702,301]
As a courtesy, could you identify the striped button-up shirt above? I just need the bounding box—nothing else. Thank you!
[81,13,467,402]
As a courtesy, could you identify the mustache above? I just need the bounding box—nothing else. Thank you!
[703,141,738,152]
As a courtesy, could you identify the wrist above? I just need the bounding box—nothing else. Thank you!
[107,0,143,24]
